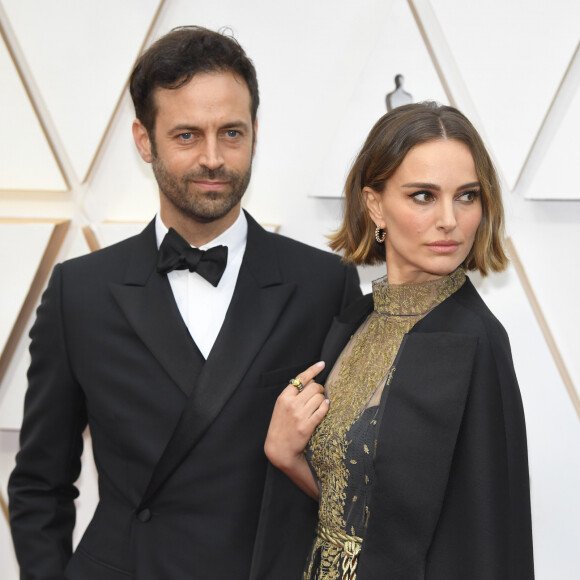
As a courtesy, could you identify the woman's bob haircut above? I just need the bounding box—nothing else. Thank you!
[329,101,508,276]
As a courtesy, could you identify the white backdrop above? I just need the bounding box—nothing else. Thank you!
[1,0,579,578]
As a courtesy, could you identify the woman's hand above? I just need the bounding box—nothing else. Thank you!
[264,361,329,499]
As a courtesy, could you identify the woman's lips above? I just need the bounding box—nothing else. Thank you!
[427,240,459,254]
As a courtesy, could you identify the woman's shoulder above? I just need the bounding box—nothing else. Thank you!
[424,276,510,348]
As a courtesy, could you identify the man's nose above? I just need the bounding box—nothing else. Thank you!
[199,137,224,170]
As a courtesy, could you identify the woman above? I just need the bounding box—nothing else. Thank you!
[262,102,534,579]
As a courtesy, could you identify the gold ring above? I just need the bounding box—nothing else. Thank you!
[289,377,304,393]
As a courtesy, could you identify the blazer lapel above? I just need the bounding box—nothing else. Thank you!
[318,294,373,383]
[358,330,478,578]
[110,221,205,397]
[139,213,296,506]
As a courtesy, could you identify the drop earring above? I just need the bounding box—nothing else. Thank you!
[375,226,386,244]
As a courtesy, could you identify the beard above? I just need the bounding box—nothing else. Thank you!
[151,155,252,223]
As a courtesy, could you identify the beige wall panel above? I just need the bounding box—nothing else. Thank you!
[94,222,149,248]
[525,78,580,200]
[0,496,18,577]
[0,427,18,492]
[0,429,19,576]
[311,0,449,198]
[510,224,580,400]
[0,33,64,191]
[0,222,62,363]
[0,225,89,430]
[0,336,30,430]
[0,222,116,424]
[2,0,161,182]
[62,226,93,261]
[84,93,159,223]
[430,0,580,189]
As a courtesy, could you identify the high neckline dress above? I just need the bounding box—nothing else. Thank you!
[304,269,466,580]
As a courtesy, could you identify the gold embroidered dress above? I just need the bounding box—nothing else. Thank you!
[304,269,465,580]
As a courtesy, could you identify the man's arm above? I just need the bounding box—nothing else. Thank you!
[8,264,87,579]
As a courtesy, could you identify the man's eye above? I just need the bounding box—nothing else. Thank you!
[225,130,240,138]
[180,133,193,140]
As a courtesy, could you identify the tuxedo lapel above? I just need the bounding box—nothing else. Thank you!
[359,330,478,577]
[139,213,296,506]
[110,221,205,397]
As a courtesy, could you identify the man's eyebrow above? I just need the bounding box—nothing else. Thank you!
[169,120,251,133]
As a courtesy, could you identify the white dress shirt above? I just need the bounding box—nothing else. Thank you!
[155,211,248,359]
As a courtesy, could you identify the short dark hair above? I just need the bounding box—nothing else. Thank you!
[129,25,259,138]
[329,102,508,276]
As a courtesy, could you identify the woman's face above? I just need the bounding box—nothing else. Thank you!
[365,139,482,284]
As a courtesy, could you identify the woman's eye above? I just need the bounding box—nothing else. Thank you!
[410,191,433,203]
[458,190,480,202]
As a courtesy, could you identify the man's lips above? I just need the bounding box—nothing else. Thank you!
[192,180,228,190]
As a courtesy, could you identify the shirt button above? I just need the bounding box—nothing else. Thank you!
[137,508,152,522]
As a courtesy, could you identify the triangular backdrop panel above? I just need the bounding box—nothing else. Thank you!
[2,0,162,182]
[525,78,580,200]
[510,223,580,396]
[0,34,65,191]
[310,0,449,198]
[84,93,160,223]
[0,343,30,430]
[471,265,580,578]
[93,222,149,248]
[0,222,65,363]
[430,0,580,190]
[0,466,18,575]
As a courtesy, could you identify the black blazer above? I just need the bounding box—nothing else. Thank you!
[8,212,361,580]
[251,277,534,580]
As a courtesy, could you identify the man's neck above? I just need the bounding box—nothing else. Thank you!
[160,206,241,247]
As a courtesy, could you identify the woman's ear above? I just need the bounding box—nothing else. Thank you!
[363,186,384,228]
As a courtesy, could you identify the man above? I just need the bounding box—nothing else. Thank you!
[8,26,360,579]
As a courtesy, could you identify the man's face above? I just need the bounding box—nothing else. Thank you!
[135,71,256,225]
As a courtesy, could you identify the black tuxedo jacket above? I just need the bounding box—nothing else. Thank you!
[8,212,361,580]
[251,277,534,580]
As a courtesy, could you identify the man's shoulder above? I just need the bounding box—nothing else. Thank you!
[269,230,342,262]
[245,216,341,266]
[60,223,152,275]
[262,231,352,286]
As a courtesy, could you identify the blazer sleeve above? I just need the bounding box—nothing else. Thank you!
[249,263,361,580]
[8,264,87,579]
[339,263,362,313]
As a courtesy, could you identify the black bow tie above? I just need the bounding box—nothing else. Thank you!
[157,227,228,287]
